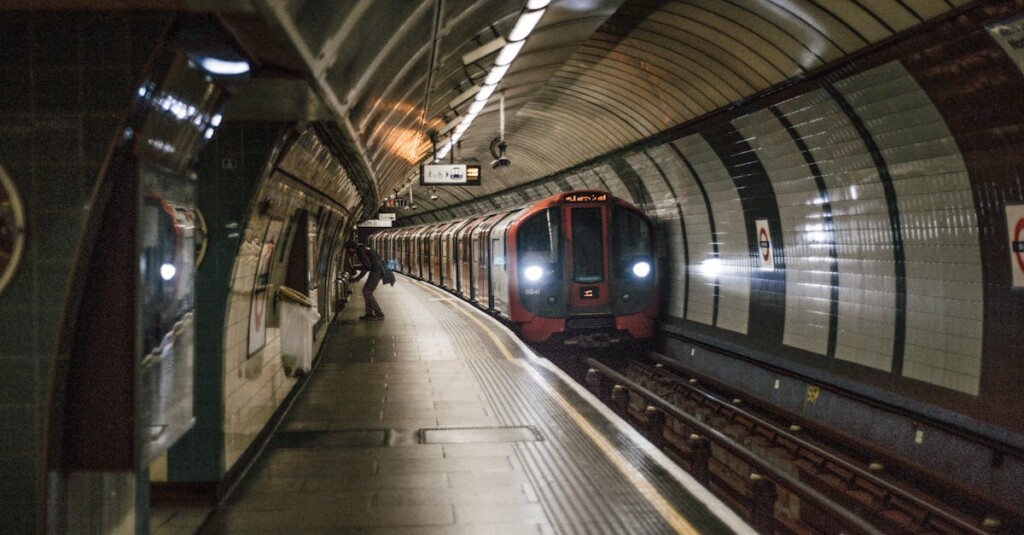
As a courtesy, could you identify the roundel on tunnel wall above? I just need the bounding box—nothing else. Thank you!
[756,219,774,270]
[0,165,26,296]
[1007,205,1024,288]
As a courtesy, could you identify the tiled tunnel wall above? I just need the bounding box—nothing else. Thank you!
[407,11,1024,440]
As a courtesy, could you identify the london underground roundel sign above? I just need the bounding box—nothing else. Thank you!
[756,219,774,269]
[1009,205,1024,288]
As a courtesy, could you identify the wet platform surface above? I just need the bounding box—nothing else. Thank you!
[199,276,751,534]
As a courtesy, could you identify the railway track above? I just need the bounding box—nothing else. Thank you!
[565,350,1021,534]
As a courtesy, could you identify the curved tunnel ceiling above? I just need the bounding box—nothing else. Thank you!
[245,0,972,219]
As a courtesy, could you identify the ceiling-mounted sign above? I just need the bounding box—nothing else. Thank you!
[359,219,393,228]
[988,13,1024,77]
[1008,205,1024,288]
[756,219,774,269]
[420,164,481,186]
[378,212,396,221]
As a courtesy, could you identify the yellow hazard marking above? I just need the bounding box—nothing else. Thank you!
[417,283,700,534]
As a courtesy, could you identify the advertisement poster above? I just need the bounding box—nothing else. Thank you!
[248,218,283,356]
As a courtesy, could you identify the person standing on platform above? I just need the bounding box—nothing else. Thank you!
[345,240,387,321]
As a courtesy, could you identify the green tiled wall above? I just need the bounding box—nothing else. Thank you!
[0,11,171,533]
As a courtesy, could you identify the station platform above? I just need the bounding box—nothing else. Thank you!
[198,275,753,534]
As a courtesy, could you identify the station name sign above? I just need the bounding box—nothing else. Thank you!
[420,163,481,186]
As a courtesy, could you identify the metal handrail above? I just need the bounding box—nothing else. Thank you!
[586,358,884,535]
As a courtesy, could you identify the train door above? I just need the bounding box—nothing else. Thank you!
[429,224,444,285]
[412,227,428,278]
[440,221,458,289]
[423,226,434,280]
[565,195,610,311]
[401,227,409,272]
[472,213,505,307]
[564,198,611,312]
[394,228,404,272]
[489,210,521,316]
[449,218,474,292]
[461,215,486,300]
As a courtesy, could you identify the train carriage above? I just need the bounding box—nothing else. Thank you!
[373,191,658,346]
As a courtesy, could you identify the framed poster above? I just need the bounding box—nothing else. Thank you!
[248,218,284,356]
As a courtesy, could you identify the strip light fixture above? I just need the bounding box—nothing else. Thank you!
[435,0,550,161]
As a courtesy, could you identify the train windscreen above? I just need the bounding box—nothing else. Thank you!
[517,208,560,267]
[572,207,604,283]
[612,207,652,275]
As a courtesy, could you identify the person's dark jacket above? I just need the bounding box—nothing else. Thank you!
[352,244,395,286]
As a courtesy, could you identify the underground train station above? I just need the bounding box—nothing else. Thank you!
[1,1,1023,533]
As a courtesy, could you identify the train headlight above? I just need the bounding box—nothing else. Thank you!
[524,265,544,282]
[632,261,651,278]
[160,263,177,281]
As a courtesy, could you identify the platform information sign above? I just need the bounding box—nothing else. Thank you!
[756,219,774,269]
[421,164,467,185]
[1008,205,1024,288]
[988,13,1024,78]
[420,164,481,185]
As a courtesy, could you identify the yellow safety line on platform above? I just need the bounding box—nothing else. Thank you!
[418,283,699,534]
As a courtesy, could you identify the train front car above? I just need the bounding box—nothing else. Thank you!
[508,191,659,347]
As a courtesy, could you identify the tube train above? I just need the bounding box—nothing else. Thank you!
[369,190,659,347]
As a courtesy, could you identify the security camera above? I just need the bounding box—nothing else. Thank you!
[489,138,510,169]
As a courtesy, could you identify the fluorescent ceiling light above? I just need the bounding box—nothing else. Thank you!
[197,57,250,75]
[483,63,511,86]
[474,83,497,102]
[509,9,545,42]
[526,0,550,9]
[494,40,525,66]
[467,99,486,115]
[436,141,452,160]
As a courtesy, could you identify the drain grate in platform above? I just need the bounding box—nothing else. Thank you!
[418,426,542,444]
[272,429,390,448]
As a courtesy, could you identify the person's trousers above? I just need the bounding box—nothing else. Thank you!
[363,270,383,317]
